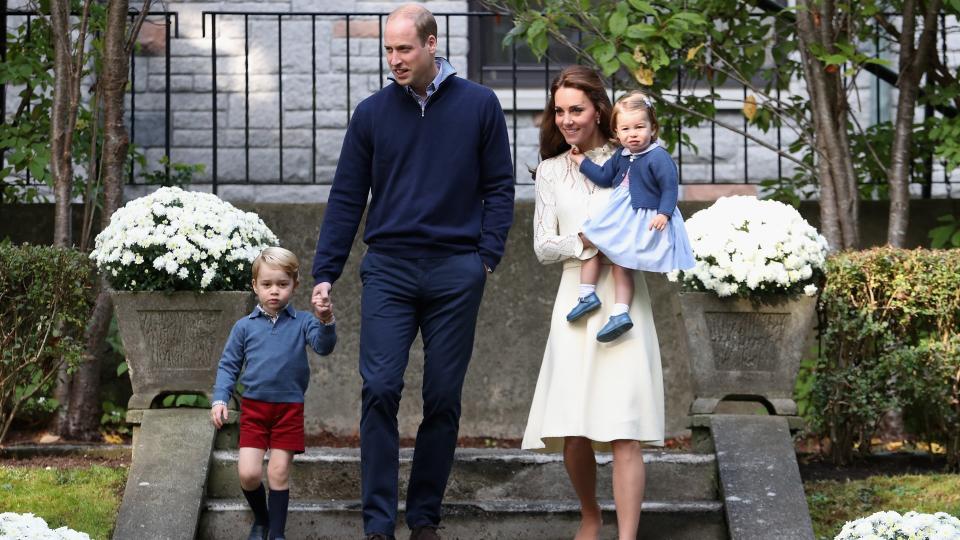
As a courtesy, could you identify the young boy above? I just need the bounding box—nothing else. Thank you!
[211,247,337,540]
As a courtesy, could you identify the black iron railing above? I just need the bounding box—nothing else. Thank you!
[1,8,957,198]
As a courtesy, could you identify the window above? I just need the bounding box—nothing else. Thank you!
[467,2,576,88]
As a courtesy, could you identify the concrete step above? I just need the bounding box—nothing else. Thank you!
[198,499,727,540]
[207,447,718,503]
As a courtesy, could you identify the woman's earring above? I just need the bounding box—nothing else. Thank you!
[596,117,600,125]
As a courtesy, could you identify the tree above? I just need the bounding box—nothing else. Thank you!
[8,0,153,439]
[486,0,960,250]
[60,0,153,440]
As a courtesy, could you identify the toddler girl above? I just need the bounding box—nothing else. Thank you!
[567,90,695,342]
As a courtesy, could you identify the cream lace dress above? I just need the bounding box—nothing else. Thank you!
[521,145,665,452]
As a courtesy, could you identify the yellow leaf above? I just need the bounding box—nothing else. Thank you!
[103,433,124,444]
[632,45,647,65]
[742,94,757,121]
[633,67,654,86]
[686,43,705,62]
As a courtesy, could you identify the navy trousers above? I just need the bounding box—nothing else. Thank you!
[358,251,486,536]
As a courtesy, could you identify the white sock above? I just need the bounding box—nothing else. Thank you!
[578,284,596,299]
[611,303,629,316]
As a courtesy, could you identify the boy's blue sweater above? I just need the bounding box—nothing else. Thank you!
[312,75,515,285]
[212,304,337,404]
[579,145,679,216]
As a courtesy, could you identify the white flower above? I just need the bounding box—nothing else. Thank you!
[0,512,91,539]
[676,196,828,298]
[834,510,960,540]
[90,187,278,292]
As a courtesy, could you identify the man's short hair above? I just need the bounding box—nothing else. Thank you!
[387,3,437,45]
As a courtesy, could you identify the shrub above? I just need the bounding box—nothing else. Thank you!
[810,247,960,467]
[0,243,95,443]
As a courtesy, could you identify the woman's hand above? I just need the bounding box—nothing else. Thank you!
[579,232,595,249]
[649,214,669,232]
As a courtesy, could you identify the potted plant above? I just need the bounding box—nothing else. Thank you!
[90,187,277,410]
[667,196,829,416]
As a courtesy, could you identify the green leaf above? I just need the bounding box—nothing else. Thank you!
[600,57,620,76]
[595,42,617,63]
[609,11,628,37]
[625,23,656,39]
[162,395,175,407]
[627,0,658,15]
[116,361,128,377]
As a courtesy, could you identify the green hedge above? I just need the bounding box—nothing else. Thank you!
[0,243,95,443]
[810,247,960,468]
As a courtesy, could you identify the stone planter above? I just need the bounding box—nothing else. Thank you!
[678,292,817,416]
[111,290,254,410]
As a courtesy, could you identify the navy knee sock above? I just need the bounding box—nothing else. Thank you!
[242,483,269,527]
[268,489,290,539]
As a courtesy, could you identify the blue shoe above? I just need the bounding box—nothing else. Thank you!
[248,524,268,540]
[597,313,633,342]
[566,292,601,322]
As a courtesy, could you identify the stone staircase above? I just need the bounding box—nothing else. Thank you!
[198,445,727,540]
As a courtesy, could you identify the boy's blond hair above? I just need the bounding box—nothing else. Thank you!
[252,247,300,282]
[610,90,660,142]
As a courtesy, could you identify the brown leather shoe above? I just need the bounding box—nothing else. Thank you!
[410,526,441,540]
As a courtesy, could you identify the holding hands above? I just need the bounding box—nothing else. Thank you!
[312,282,334,324]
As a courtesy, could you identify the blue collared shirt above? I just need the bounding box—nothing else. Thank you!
[212,303,337,404]
[389,57,457,113]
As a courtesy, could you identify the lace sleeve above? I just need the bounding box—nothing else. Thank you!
[533,161,584,264]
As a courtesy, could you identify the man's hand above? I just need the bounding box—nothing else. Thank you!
[312,282,333,324]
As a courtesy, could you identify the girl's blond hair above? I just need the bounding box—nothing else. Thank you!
[252,247,299,282]
[610,90,660,142]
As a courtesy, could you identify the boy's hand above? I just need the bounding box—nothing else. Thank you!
[312,282,334,324]
[314,297,334,324]
[649,213,669,232]
[211,403,228,429]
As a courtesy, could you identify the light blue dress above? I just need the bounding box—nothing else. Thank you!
[581,144,696,273]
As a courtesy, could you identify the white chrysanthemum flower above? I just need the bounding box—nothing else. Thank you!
[90,187,278,291]
[676,196,828,298]
[0,512,92,539]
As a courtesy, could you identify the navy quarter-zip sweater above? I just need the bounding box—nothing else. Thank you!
[312,75,515,285]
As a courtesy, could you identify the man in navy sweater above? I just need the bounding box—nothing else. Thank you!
[311,4,514,539]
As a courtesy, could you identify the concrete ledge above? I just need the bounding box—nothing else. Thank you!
[200,499,727,540]
[207,447,718,503]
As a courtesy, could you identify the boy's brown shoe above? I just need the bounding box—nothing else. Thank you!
[410,526,441,540]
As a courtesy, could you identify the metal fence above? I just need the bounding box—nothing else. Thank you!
[1,8,957,198]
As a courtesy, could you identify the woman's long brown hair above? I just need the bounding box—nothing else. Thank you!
[538,66,614,163]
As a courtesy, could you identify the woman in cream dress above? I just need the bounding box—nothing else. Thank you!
[521,66,665,540]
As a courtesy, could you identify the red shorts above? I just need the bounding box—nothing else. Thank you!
[238,398,305,453]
